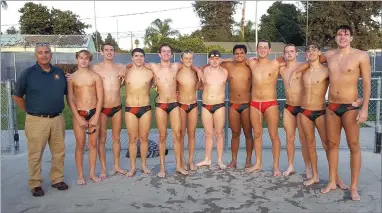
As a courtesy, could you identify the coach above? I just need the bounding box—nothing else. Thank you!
[13,43,69,197]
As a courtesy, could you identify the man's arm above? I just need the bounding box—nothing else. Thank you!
[12,70,28,112]
[288,65,309,87]
[94,74,104,117]
[190,64,205,83]
[66,79,81,119]
[357,52,371,123]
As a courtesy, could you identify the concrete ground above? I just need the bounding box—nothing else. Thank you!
[1,131,382,213]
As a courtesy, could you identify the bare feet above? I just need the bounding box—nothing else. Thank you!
[350,188,361,201]
[114,167,127,176]
[189,163,197,171]
[141,167,152,175]
[227,160,237,169]
[181,160,188,171]
[245,163,262,173]
[176,167,189,176]
[196,159,211,167]
[273,170,282,177]
[321,182,337,194]
[89,175,101,183]
[245,159,252,168]
[99,170,108,180]
[218,161,227,170]
[77,177,86,185]
[303,177,319,186]
[336,178,349,190]
[305,168,312,179]
[157,169,166,178]
[282,166,295,176]
[126,168,136,177]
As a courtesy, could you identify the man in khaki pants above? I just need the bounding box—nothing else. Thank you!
[13,43,69,197]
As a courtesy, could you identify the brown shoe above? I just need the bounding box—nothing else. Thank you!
[31,187,44,197]
[51,182,68,190]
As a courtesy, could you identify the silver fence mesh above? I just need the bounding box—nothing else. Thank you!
[1,80,18,154]
[1,51,381,153]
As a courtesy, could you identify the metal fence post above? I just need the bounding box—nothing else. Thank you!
[375,77,381,154]
[224,82,229,150]
[13,52,17,80]
[6,80,16,155]
[11,80,19,151]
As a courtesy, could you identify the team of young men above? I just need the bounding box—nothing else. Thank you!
[66,25,370,201]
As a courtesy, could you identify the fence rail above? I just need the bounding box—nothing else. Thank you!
[1,51,381,155]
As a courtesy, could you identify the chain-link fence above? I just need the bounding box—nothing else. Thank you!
[1,80,19,154]
[1,51,381,153]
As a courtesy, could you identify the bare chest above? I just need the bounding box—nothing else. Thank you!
[251,64,278,82]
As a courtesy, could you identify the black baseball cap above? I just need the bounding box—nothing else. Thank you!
[208,50,221,58]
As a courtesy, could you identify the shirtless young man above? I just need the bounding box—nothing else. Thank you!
[123,48,154,177]
[318,25,370,201]
[176,50,200,171]
[122,44,204,177]
[92,43,127,179]
[196,50,228,169]
[67,50,104,184]
[217,45,254,169]
[280,44,310,177]
[289,44,334,186]
[245,40,285,176]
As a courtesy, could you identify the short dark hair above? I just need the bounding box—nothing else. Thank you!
[102,43,115,51]
[158,44,172,53]
[284,44,297,52]
[335,25,353,36]
[131,48,145,56]
[257,39,271,49]
[233,44,247,54]
[305,43,321,52]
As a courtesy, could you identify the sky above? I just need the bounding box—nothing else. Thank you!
[1,1,303,50]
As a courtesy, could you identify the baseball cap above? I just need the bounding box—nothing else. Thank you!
[208,50,221,58]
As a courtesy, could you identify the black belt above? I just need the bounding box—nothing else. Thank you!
[27,112,61,118]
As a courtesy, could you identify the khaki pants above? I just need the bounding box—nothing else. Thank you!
[25,114,66,189]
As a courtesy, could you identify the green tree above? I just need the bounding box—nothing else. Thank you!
[51,8,90,35]
[18,2,89,35]
[258,2,304,45]
[233,20,256,42]
[299,1,382,50]
[92,31,104,52]
[19,3,52,34]
[192,1,239,41]
[6,26,18,34]
[144,18,180,48]
[134,39,140,48]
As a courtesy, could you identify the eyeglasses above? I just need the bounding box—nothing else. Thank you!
[35,42,50,46]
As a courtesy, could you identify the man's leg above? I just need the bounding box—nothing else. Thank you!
[300,115,318,185]
[296,114,312,179]
[25,115,50,195]
[264,106,282,176]
[169,107,188,175]
[179,108,188,170]
[227,107,242,168]
[72,117,87,184]
[88,123,101,183]
[156,108,169,177]
[47,115,68,189]
[138,110,152,174]
[282,109,297,176]
[187,107,198,171]
[196,107,214,167]
[110,110,126,175]
[213,107,226,169]
[321,109,342,194]
[241,108,253,168]
[125,112,139,177]
[315,114,348,190]
[246,107,263,173]
[342,110,361,201]
[98,113,109,179]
